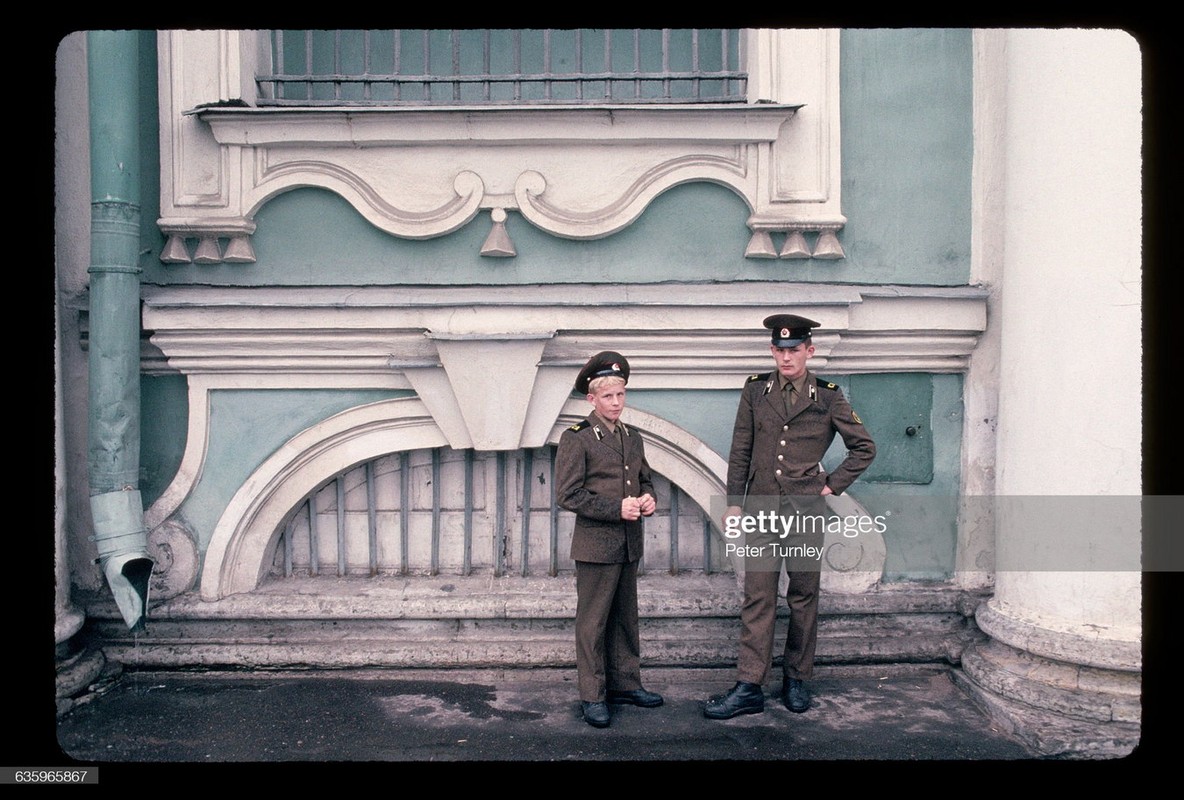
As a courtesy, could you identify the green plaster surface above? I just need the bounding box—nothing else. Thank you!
[136,31,164,272]
[851,374,965,581]
[140,374,188,508]
[625,389,743,463]
[839,29,973,284]
[178,390,413,548]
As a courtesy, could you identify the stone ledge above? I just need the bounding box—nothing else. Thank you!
[77,577,986,671]
[80,575,985,621]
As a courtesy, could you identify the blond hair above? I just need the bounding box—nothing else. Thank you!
[587,375,626,394]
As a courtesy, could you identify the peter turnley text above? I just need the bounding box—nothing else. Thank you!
[722,510,888,539]
[724,542,827,560]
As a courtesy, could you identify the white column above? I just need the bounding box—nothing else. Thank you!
[958,29,1142,758]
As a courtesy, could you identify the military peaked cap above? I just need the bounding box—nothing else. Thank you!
[763,314,820,347]
[575,351,630,394]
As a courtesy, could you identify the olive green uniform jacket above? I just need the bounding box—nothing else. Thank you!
[726,370,876,505]
[556,412,654,564]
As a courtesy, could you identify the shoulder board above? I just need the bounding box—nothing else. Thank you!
[746,372,773,384]
[568,420,591,432]
[814,377,839,391]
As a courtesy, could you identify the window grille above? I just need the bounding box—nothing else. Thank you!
[269,445,726,579]
[257,29,747,106]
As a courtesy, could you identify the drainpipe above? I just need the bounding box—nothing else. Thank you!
[87,31,153,632]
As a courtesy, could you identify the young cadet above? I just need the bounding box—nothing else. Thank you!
[704,315,876,719]
[555,351,663,728]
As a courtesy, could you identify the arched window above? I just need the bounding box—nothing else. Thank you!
[268,445,727,580]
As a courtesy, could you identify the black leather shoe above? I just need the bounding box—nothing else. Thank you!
[606,688,664,708]
[581,701,611,728]
[782,678,811,713]
[703,681,765,719]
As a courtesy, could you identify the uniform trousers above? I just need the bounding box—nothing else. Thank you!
[736,497,829,684]
[574,559,643,702]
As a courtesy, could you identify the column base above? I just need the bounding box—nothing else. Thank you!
[955,638,1140,758]
[55,646,109,717]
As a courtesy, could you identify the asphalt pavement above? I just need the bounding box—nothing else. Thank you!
[50,663,1049,773]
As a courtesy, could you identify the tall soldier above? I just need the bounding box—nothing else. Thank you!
[556,351,663,728]
[704,315,876,719]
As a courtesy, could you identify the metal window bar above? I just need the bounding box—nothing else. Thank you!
[336,477,347,576]
[393,30,402,103]
[399,451,410,576]
[431,448,441,575]
[543,29,552,102]
[574,29,583,102]
[513,30,522,103]
[549,445,560,577]
[669,486,680,575]
[421,30,431,102]
[520,448,533,577]
[482,30,492,103]
[366,462,378,576]
[361,30,372,104]
[662,29,671,101]
[451,30,461,104]
[283,511,296,577]
[463,449,474,575]
[495,451,507,577]
[308,489,320,576]
[258,29,746,107]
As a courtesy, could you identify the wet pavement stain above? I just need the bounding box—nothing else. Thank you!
[56,668,1041,763]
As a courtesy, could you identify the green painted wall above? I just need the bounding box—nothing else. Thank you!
[140,375,188,508]
[851,374,965,581]
[136,30,165,272]
[171,389,413,547]
[838,29,974,284]
[627,389,745,462]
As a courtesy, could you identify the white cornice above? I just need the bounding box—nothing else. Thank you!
[141,283,987,381]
